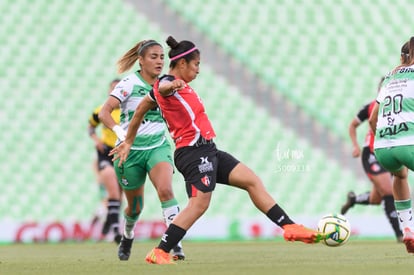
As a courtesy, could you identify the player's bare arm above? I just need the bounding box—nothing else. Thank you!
[368,102,380,133]
[99,97,120,129]
[348,118,361,158]
[109,95,157,165]
[158,79,185,96]
[99,96,127,142]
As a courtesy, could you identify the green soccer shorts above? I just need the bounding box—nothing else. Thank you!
[374,145,414,173]
[114,141,174,190]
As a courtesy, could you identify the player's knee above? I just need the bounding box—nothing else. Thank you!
[125,206,142,218]
[124,211,140,222]
[156,188,174,201]
[191,197,210,214]
[196,203,209,216]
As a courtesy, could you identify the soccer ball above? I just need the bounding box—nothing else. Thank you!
[317,214,351,247]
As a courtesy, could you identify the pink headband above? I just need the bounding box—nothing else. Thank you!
[170,47,198,61]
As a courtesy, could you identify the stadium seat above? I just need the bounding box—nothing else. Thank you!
[2,0,406,233]
[163,0,414,141]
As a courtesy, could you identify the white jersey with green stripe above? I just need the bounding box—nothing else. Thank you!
[111,71,167,150]
[374,65,414,149]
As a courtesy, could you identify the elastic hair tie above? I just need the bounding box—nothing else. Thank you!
[137,41,161,56]
[170,47,197,61]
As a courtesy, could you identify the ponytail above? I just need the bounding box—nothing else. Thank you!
[166,35,199,68]
[117,40,161,74]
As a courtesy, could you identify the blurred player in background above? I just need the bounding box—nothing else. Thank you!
[369,37,414,254]
[111,35,324,265]
[342,76,402,242]
[88,78,123,243]
[89,159,108,234]
[99,39,184,261]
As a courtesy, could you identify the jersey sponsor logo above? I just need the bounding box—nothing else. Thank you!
[200,157,209,164]
[138,88,147,96]
[131,88,147,97]
[201,175,211,187]
[379,122,408,138]
[198,157,213,173]
[398,67,414,74]
[386,116,395,126]
[121,89,129,97]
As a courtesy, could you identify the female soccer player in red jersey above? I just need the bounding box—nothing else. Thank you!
[111,36,323,264]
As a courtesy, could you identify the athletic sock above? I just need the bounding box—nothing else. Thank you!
[382,195,403,238]
[355,192,370,205]
[161,199,180,225]
[266,204,294,227]
[161,199,183,249]
[107,199,121,234]
[158,223,186,253]
[395,199,414,230]
[123,213,138,239]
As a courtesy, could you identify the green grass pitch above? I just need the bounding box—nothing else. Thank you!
[1,239,413,275]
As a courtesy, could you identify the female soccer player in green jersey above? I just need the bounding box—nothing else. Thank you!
[99,40,184,261]
[369,37,414,254]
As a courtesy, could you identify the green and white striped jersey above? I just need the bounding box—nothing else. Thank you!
[111,71,167,150]
[374,65,414,149]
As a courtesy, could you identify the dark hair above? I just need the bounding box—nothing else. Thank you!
[377,76,385,93]
[166,36,199,68]
[398,37,414,67]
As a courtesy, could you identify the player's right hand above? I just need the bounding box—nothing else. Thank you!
[351,146,360,158]
[109,142,132,166]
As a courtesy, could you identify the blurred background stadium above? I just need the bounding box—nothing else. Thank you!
[1,0,413,242]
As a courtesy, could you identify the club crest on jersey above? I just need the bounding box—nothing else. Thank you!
[371,163,381,172]
[198,156,213,173]
[201,175,211,187]
[121,177,129,186]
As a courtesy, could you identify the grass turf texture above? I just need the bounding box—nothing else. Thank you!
[0,239,413,275]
